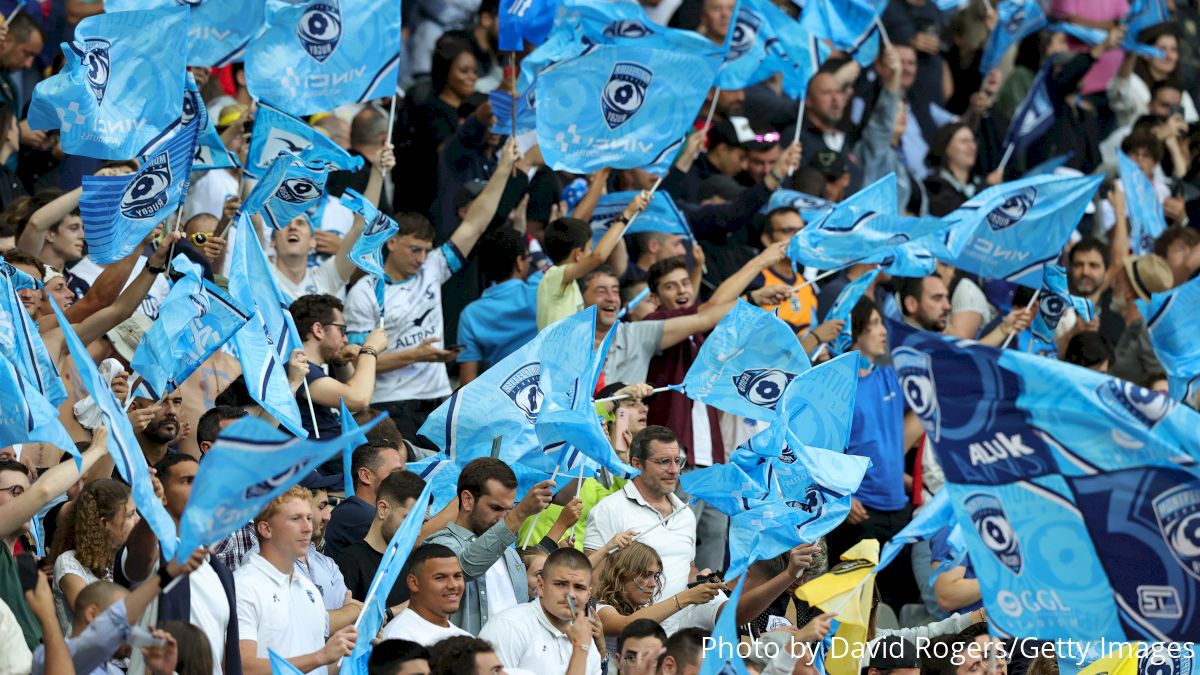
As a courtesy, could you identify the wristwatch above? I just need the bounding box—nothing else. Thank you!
[146,263,167,275]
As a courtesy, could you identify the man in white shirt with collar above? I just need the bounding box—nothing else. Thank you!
[479,548,603,675]
[235,486,357,675]
[381,543,470,646]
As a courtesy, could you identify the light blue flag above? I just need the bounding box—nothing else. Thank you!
[588,191,692,242]
[718,0,819,91]
[1,259,42,292]
[340,188,397,279]
[1123,0,1168,56]
[980,0,1047,73]
[680,462,772,515]
[698,576,750,675]
[268,648,304,675]
[1026,152,1073,177]
[499,0,559,51]
[874,489,954,573]
[340,398,365,496]
[799,0,885,64]
[228,214,307,437]
[245,0,402,117]
[825,267,881,356]
[80,123,199,264]
[764,189,835,222]
[0,357,78,466]
[676,300,812,421]
[245,101,363,179]
[130,255,250,400]
[727,492,851,579]
[1030,264,1094,344]
[49,300,179,560]
[1049,22,1164,59]
[179,75,240,171]
[1117,150,1168,256]
[736,350,860,455]
[0,262,67,406]
[27,6,188,160]
[1139,275,1200,403]
[489,87,536,137]
[938,174,1102,287]
[864,239,939,277]
[407,454,462,514]
[346,481,434,674]
[535,43,721,174]
[1003,61,1055,156]
[177,412,385,562]
[241,152,332,230]
[106,0,265,66]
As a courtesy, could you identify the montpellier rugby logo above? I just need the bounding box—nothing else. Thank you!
[1095,380,1176,428]
[182,89,200,128]
[276,177,321,205]
[1152,482,1200,582]
[601,62,651,130]
[965,492,1023,574]
[985,187,1038,231]
[602,20,651,38]
[363,212,392,237]
[297,0,342,63]
[778,445,798,464]
[79,38,111,104]
[732,368,795,410]
[120,152,173,220]
[1038,292,1066,327]
[728,9,761,60]
[500,362,543,423]
[893,347,941,442]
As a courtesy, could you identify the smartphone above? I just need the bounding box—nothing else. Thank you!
[613,408,631,453]
[567,594,579,618]
[129,626,167,649]
[15,552,37,593]
[445,344,466,351]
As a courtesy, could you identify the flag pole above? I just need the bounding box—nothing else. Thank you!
[4,5,21,23]
[594,385,671,404]
[123,374,142,411]
[999,288,1039,350]
[302,378,321,439]
[510,51,519,176]
[702,89,721,133]
[791,265,848,294]
[385,92,397,146]
[875,16,892,49]
[519,465,560,549]
[574,459,585,500]
[995,143,1015,176]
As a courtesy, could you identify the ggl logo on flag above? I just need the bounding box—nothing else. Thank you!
[297,0,342,63]
[601,62,651,130]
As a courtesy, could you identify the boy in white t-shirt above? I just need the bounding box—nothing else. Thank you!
[381,543,471,646]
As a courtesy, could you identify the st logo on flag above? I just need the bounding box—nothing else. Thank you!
[297,0,342,62]
[602,62,651,130]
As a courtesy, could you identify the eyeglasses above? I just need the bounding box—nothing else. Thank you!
[0,484,25,498]
[326,323,348,334]
[644,456,686,468]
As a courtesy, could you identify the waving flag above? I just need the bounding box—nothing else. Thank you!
[680,462,772,515]
[676,300,812,421]
[131,255,250,400]
[80,124,199,263]
[1123,0,1168,54]
[777,350,860,452]
[535,42,721,174]
[407,455,462,514]
[245,101,363,179]
[269,649,304,675]
[489,87,536,137]
[1139,275,1200,403]
[588,191,692,241]
[106,0,264,66]
[875,489,955,573]
[981,0,1047,72]
[246,0,402,117]
[177,413,385,562]
[50,300,178,559]
[228,214,306,437]
[799,0,885,66]
[1050,22,1163,59]
[1117,150,1168,256]
[1030,263,1094,344]
[718,0,819,91]
[699,577,750,675]
[1004,62,1055,157]
[339,399,364,496]
[28,6,189,159]
[825,267,882,355]
[0,263,67,406]
[339,189,397,279]
[241,152,332,230]
[177,74,241,171]
[0,357,78,465]
[939,174,1102,287]
[764,189,835,222]
[864,239,938,277]
[499,0,559,51]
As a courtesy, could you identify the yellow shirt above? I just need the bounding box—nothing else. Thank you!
[759,266,819,332]
[536,264,584,329]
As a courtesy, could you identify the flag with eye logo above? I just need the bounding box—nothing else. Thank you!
[1030,263,1094,344]
[244,101,363,179]
[1139,275,1200,404]
[339,188,397,280]
[241,151,334,230]
[245,0,402,117]
[105,0,265,66]
[1118,150,1168,257]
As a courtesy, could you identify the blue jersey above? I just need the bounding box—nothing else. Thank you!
[847,365,909,511]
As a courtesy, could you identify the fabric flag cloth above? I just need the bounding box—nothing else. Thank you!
[588,191,692,241]
[675,300,812,421]
[718,0,820,93]
[28,6,189,160]
[980,0,1047,73]
[49,300,178,559]
[498,0,559,51]
[698,576,750,675]
[1139,275,1200,403]
[346,481,434,674]
[799,0,885,67]
[340,398,366,496]
[938,174,1102,287]
[179,74,240,171]
[244,101,364,179]
[0,261,67,406]
[228,213,307,437]
[1123,0,1168,55]
[534,42,721,174]
[1117,150,1168,256]
[339,188,397,279]
[1049,22,1163,59]
[130,255,249,400]
[106,0,264,66]
[177,413,385,562]
[80,122,199,263]
[874,489,954,573]
[489,87,536,137]
[795,539,878,675]
[863,239,938,277]
[407,455,462,514]
[764,189,835,223]
[1026,152,1073,177]
[268,649,304,675]
[1030,263,1094,344]
[246,0,402,117]
[0,356,78,466]
[735,350,861,455]
[241,152,333,230]
[1003,61,1055,157]
[825,267,882,355]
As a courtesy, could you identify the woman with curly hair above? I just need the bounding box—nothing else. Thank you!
[49,478,137,629]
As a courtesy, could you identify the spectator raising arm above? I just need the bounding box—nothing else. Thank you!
[555,185,650,291]
[0,427,108,541]
[331,143,396,282]
[71,232,184,346]
[450,137,521,259]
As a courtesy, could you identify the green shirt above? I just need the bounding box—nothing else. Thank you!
[0,545,42,650]
[519,477,626,549]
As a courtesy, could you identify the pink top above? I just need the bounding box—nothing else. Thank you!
[1051,0,1130,95]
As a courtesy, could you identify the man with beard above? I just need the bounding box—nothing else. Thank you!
[1065,237,1127,347]
[898,275,1031,346]
[132,391,186,466]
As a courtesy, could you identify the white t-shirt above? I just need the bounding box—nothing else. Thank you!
[234,554,330,675]
[344,243,461,403]
[479,601,602,675]
[483,558,519,619]
[185,169,240,222]
[189,562,230,674]
[584,482,696,598]
[271,257,347,305]
[380,608,471,646]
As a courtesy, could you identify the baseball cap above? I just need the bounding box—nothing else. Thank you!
[299,470,343,491]
[1123,254,1173,301]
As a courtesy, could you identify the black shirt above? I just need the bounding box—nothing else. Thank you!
[335,541,410,607]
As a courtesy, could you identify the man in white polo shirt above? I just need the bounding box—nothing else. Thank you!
[235,486,357,675]
[479,548,603,675]
[381,543,470,646]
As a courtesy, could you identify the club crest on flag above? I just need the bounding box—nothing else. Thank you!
[986,187,1038,231]
[1151,481,1200,582]
[1139,647,1194,675]
[786,484,842,518]
[601,62,651,130]
[603,20,652,38]
[894,347,942,442]
[244,461,308,500]
[78,38,111,103]
[1005,4,1027,31]
[500,362,542,422]
[966,492,1023,574]
[733,368,796,410]
[1039,292,1067,326]
[778,445,797,464]
[119,152,173,220]
[1095,380,1175,428]
[276,177,320,204]
[182,88,199,127]
[728,9,762,59]
[297,0,342,63]
[363,212,391,237]
[188,294,211,318]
